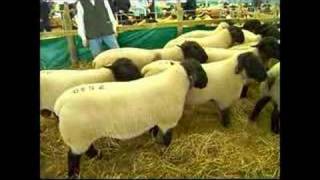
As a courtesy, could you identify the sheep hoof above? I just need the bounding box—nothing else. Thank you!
[149,126,159,139]
[222,118,230,127]
[68,174,80,179]
[85,145,101,159]
[221,109,231,127]
[162,129,173,147]
[96,150,103,160]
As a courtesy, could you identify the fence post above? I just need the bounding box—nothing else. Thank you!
[176,0,184,36]
[63,2,78,68]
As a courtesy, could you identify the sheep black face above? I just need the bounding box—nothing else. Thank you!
[228,26,245,45]
[178,41,208,63]
[242,19,262,34]
[256,23,280,39]
[104,58,142,81]
[253,37,280,63]
[181,58,208,89]
[235,52,267,82]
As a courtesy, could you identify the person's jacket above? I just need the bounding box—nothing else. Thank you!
[115,0,131,12]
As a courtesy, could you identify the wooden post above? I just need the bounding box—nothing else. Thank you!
[176,0,184,36]
[63,2,78,68]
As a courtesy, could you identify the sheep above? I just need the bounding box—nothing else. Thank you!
[249,62,280,134]
[53,58,208,178]
[40,58,142,119]
[92,41,208,69]
[173,28,260,45]
[178,22,230,39]
[163,25,245,49]
[242,20,280,40]
[141,52,267,127]
[256,23,280,40]
[205,36,279,65]
[234,37,280,98]
[242,19,262,34]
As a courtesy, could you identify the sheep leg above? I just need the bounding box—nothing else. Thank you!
[161,128,173,147]
[249,96,271,121]
[240,85,249,98]
[149,125,159,139]
[68,149,82,179]
[271,104,280,134]
[85,145,102,159]
[221,108,231,127]
[52,112,59,122]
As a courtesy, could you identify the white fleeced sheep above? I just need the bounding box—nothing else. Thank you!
[250,62,280,133]
[163,25,245,49]
[178,22,230,39]
[205,47,257,63]
[40,58,142,117]
[142,52,267,127]
[177,27,260,44]
[260,62,280,110]
[40,68,113,114]
[53,59,208,178]
[92,41,208,69]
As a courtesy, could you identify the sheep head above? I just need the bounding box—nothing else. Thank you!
[103,58,142,81]
[252,36,280,63]
[242,19,262,34]
[228,25,245,45]
[181,58,208,89]
[235,52,267,82]
[177,41,208,63]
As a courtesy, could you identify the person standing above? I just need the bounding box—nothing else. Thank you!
[75,0,119,58]
[40,0,52,32]
[114,0,131,24]
[146,0,156,22]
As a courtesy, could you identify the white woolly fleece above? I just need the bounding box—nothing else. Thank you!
[142,56,247,110]
[260,62,280,111]
[163,28,235,49]
[205,47,258,63]
[40,68,114,112]
[54,64,191,154]
[92,46,185,69]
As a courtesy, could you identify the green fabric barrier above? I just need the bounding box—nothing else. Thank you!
[118,27,177,49]
[40,25,215,70]
[40,37,71,70]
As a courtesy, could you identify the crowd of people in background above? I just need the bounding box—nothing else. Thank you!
[40,0,276,57]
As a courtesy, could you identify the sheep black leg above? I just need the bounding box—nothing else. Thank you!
[162,129,173,147]
[250,96,271,121]
[68,149,81,179]
[85,145,102,159]
[271,104,280,134]
[52,112,59,122]
[149,125,159,138]
[221,108,231,127]
[240,85,249,98]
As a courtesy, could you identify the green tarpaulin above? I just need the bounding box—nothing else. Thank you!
[40,25,215,70]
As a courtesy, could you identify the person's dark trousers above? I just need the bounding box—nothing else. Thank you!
[43,17,52,32]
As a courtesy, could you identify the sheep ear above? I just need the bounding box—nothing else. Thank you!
[235,64,243,74]
[251,43,260,48]
[267,77,276,90]
[235,58,244,74]
[188,75,194,87]
[103,64,113,69]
